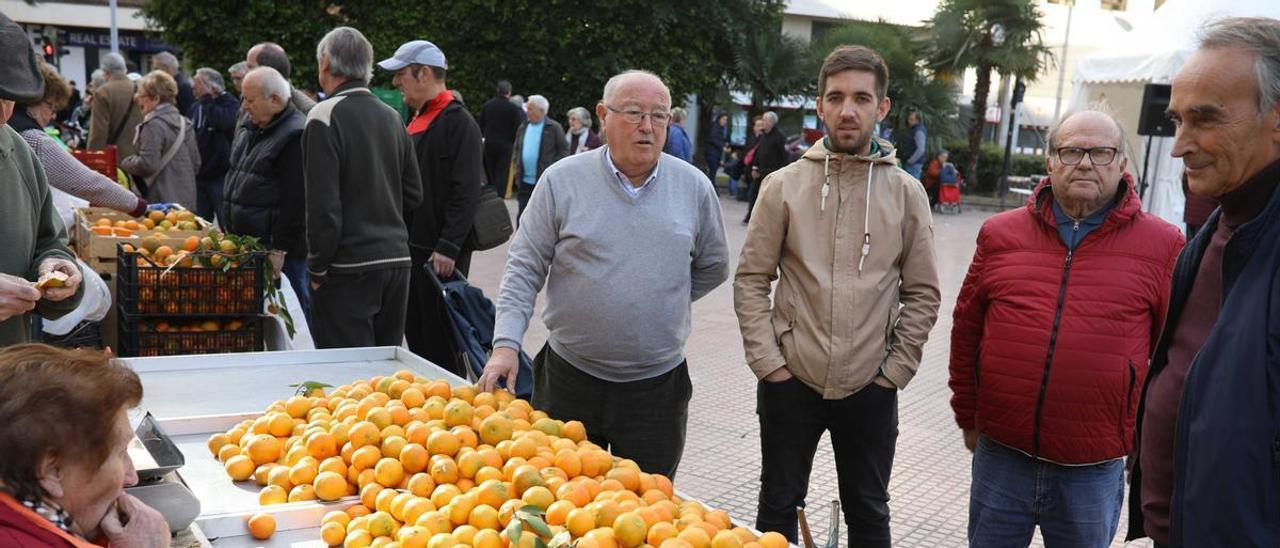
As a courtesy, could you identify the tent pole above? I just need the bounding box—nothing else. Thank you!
[1140,135,1154,205]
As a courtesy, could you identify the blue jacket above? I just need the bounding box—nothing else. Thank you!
[664,123,693,163]
[1127,169,1280,547]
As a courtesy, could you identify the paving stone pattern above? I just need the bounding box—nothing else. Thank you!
[470,196,1154,548]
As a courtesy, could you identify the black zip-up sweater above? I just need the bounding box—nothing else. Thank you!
[302,82,423,280]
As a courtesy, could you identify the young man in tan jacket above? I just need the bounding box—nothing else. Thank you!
[733,45,940,547]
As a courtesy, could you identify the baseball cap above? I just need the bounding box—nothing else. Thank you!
[377,40,447,71]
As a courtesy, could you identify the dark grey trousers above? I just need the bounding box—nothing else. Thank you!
[532,344,692,479]
[309,267,410,349]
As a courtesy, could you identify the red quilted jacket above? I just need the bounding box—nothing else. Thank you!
[949,176,1184,464]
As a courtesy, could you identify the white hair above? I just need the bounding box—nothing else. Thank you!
[763,111,779,125]
[246,66,292,102]
[152,51,180,73]
[1199,17,1280,114]
[101,53,127,77]
[228,61,249,78]
[194,67,224,94]
[567,106,592,127]
[89,69,107,91]
[527,94,549,112]
[316,27,373,85]
[602,70,668,105]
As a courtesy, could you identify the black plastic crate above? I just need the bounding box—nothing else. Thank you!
[117,313,264,357]
[116,244,265,315]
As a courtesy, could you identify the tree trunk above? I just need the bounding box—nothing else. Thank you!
[966,64,992,188]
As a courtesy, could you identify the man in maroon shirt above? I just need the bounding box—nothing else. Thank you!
[1128,17,1280,548]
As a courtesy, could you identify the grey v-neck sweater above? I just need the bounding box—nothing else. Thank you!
[493,147,729,382]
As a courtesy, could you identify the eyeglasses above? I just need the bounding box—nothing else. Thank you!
[605,105,671,126]
[1055,146,1118,166]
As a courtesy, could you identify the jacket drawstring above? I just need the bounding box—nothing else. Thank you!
[821,152,831,216]
[859,164,873,276]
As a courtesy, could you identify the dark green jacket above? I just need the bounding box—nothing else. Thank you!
[0,126,83,346]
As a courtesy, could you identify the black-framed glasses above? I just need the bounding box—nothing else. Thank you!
[605,105,671,126]
[1055,146,1118,166]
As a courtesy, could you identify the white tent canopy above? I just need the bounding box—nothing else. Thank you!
[1067,0,1280,226]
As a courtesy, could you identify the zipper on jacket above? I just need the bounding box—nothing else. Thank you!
[1122,361,1136,440]
[1032,222,1079,456]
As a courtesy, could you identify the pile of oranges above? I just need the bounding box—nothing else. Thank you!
[208,371,788,548]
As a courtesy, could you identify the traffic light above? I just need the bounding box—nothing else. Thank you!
[39,35,56,63]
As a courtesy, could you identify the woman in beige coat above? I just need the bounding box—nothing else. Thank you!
[121,70,200,208]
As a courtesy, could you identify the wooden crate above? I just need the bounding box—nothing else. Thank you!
[73,207,208,275]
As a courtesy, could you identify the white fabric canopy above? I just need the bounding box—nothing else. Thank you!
[1067,0,1280,226]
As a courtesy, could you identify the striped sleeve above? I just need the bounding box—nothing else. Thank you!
[21,129,144,215]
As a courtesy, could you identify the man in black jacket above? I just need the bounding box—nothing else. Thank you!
[223,67,310,321]
[744,111,788,224]
[191,67,239,225]
[379,39,483,371]
[304,26,423,348]
[152,51,196,117]
[480,81,523,197]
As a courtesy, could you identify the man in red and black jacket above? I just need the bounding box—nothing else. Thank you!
[949,109,1184,547]
[378,39,482,373]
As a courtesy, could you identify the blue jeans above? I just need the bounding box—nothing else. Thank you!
[281,255,311,324]
[969,437,1124,548]
[905,162,924,180]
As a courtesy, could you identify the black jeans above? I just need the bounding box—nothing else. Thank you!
[310,267,410,349]
[756,377,898,548]
[516,183,537,229]
[532,344,692,479]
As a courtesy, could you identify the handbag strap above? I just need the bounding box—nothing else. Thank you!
[107,86,138,146]
[153,116,188,176]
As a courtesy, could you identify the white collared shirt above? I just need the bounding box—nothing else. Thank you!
[603,146,659,198]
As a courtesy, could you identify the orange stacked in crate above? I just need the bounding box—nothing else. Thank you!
[115,233,269,357]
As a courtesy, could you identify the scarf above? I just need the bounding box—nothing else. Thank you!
[407,89,454,136]
[19,496,76,535]
[567,127,592,155]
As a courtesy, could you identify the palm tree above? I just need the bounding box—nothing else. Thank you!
[816,20,959,151]
[731,31,815,122]
[928,0,1051,188]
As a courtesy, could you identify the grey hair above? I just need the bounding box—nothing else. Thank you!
[152,51,180,73]
[228,61,249,78]
[88,69,107,91]
[763,111,779,125]
[246,66,291,102]
[510,95,524,107]
[527,94,549,112]
[602,69,668,105]
[567,106,592,127]
[671,107,686,123]
[1199,17,1280,114]
[1046,103,1129,157]
[194,68,224,94]
[101,53,127,77]
[316,27,373,85]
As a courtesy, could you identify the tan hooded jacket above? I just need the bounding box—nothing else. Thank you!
[734,137,940,399]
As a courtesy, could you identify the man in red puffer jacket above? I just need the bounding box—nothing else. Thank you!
[950,108,1184,547]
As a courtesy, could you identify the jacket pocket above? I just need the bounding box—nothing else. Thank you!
[884,305,901,354]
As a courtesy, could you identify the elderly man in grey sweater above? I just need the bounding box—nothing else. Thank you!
[480,70,729,478]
